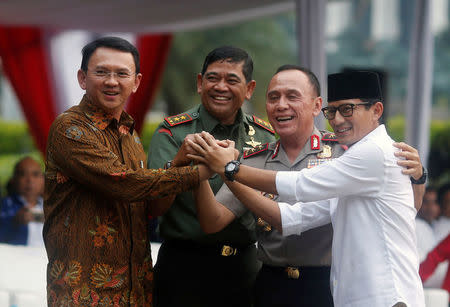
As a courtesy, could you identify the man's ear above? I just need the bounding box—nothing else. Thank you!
[196,73,203,94]
[245,80,256,100]
[312,96,323,117]
[373,101,384,121]
[77,69,87,90]
[132,73,142,93]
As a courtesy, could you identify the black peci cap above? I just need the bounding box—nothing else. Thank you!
[328,71,383,102]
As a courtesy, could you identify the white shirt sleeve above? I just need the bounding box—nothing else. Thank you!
[276,140,385,203]
[279,199,333,236]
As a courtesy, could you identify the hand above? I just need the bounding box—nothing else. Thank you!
[393,142,423,180]
[172,134,197,166]
[15,207,33,225]
[186,132,236,174]
[197,163,215,181]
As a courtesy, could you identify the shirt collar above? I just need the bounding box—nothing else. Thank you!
[79,95,135,133]
[16,194,44,209]
[198,104,245,132]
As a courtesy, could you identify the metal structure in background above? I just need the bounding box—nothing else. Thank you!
[295,0,327,130]
[406,0,434,167]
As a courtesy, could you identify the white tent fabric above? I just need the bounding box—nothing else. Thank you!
[0,1,294,33]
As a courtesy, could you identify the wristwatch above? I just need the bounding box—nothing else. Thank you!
[163,160,173,170]
[410,167,427,184]
[224,160,241,181]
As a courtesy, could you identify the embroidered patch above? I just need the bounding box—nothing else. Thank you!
[252,116,275,134]
[164,113,193,126]
[311,135,320,150]
[322,132,338,142]
[158,128,173,136]
[134,135,141,145]
[243,143,269,159]
[65,126,83,140]
[307,158,333,168]
[245,137,262,148]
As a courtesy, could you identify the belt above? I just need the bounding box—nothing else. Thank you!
[261,264,331,280]
[164,240,252,257]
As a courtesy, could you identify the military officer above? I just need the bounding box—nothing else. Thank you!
[147,46,276,307]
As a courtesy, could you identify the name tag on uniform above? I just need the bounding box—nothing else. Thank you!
[307,158,334,168]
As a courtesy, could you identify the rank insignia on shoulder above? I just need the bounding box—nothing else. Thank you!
[243,143,269,159]
[322,132,338,142]
[252,116,275,134]
[164,113,193,126]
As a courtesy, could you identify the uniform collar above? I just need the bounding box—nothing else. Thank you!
[80,95,135,133]
[198,104,245,132]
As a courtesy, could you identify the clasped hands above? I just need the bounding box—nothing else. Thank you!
[179,131,237,178]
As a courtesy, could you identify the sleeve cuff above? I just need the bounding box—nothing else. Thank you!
[276,171,299,199]
[279,202,304,236]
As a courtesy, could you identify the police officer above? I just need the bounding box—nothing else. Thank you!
[148,46,276,307]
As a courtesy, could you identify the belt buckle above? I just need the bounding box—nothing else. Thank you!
[221,245,237,256]
[285,266,300,279]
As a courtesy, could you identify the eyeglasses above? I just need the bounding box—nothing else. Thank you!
[321,103,372,120]
[89,69,134,80]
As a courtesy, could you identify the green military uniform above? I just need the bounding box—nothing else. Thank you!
[148,104,276,307]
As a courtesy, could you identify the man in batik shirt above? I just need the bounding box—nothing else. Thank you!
[44,37,209,306]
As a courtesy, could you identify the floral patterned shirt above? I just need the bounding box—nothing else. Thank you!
[43,95,199,306]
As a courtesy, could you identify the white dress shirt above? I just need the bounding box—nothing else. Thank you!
[276,125,425,307]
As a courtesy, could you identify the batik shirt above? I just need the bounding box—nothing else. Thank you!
[44,95,199,307]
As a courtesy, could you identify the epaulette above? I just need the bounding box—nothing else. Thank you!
[243,143,269,159]
[251,115,275,134]
[321,131,339,142]
[164,113,193,127]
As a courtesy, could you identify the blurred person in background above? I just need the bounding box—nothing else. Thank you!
[0,156,45,247]
[434,183,450,242]
[422,183,450,289]
[416,186,440,260]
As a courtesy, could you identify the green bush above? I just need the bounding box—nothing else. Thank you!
[0,120,36,154]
